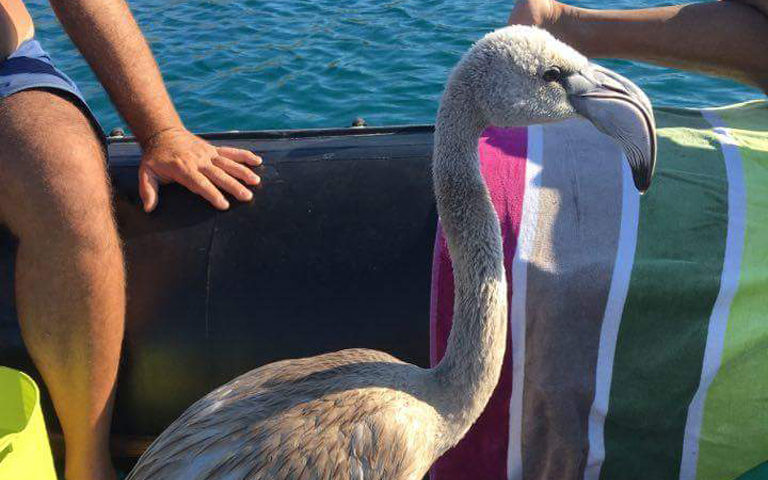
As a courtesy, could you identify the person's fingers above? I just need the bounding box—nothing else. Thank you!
[176,170,230,210]
[139,164,160,213]
[216,146,262,166]
[201,165,254,202]
[212,156,261,186]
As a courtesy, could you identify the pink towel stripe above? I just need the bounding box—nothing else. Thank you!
[430,126,528,480]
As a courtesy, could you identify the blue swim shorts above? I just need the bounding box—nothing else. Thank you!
[0,39,104,141]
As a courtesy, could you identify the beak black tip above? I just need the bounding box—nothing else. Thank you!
[633,175,651,194]
[629,153,655,194]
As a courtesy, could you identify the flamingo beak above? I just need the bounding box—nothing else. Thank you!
[565,63,657,193]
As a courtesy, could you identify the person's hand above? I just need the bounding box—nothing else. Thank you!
[508,0,564,32]
[138,127,262,212]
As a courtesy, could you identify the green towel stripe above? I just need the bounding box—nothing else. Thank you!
[600,108,730,480]
[697,101,768,480]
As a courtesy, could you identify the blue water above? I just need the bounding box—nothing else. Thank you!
[26,0,764,133]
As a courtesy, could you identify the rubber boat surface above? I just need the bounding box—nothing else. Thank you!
[3,101,767,477]
[0,125,438,451]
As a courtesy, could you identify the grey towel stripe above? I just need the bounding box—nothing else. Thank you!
[520,119,625,480]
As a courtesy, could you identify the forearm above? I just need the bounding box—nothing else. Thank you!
[560,2,768,89]
[49,0,183,144]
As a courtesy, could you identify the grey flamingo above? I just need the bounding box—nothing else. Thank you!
[127,25,655,480]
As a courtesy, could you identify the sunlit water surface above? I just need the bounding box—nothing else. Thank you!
[25,0,764,132]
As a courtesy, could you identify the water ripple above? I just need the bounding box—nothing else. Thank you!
[23,0,764,132]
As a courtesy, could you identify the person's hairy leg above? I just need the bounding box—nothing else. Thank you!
[509,0,768,92]
[0,90,124,480]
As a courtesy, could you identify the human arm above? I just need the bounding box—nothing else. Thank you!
[0,0,34,59]
[48,0,262,211]
[509,0,768,92]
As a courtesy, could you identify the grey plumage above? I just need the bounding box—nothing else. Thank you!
[127,25,655,480]
[129,349,440,479]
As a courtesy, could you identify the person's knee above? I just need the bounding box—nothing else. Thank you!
[0,95,117,253]
[11,148,118,255]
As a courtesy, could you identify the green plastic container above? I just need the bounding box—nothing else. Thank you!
[0,367,56,480]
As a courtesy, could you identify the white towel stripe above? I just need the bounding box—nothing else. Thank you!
[507,125,544,480]
[583,156,641,480]
[678,110,746,480]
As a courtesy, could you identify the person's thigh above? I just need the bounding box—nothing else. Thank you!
[0,89,115,243]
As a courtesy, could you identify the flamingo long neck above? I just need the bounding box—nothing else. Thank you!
[430,77,508,447]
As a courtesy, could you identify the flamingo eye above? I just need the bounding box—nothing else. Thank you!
[542,67,562,82]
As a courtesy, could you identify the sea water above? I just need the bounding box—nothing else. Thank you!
[25,0,764,133]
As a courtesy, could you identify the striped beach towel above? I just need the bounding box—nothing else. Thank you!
[430,100,768,480]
